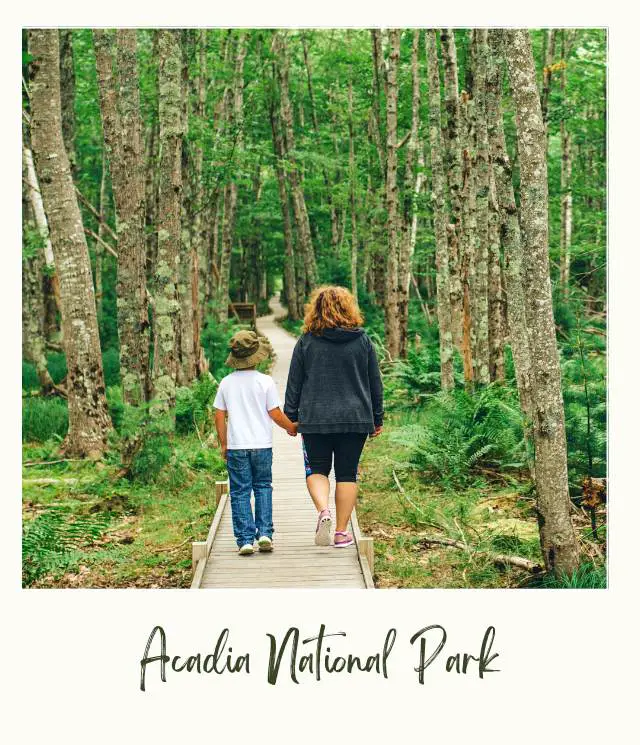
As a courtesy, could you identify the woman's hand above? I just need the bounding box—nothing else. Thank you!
[370,425,383,438]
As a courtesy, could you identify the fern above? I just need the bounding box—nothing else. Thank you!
[22,508,111,586]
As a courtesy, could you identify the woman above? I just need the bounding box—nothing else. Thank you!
[284,286,384,547]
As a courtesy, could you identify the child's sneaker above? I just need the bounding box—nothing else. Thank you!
[238,543,254,556]
[315,509,333,546]
[257,536,273,552]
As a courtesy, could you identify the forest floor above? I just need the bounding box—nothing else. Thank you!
[22,436,226,588]
[357,429,540,589]
[357,424,606,589]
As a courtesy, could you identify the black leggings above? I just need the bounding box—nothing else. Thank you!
[302,432,369,483]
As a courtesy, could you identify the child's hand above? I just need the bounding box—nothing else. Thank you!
[287,422,298,437]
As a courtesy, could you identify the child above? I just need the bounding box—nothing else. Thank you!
[214,330,297,555]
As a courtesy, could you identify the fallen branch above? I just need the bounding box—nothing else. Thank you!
[24,458,83,467]
[417,535,543,573]
[23,477,80,485]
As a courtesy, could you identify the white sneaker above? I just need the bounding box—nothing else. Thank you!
[257,536,273,552]
[238,543,254,556]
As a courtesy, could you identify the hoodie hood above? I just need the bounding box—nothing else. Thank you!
[320,327,365,344]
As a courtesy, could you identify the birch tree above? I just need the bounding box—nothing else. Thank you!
[384,29,401,359]
[426,30,454,390]
[503,28,579,577]
[29,29,112,456]
[397,30,421,357]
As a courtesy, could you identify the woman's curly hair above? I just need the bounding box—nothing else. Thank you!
[302,285,364,335]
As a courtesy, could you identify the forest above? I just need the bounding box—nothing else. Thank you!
[22,28,606,589]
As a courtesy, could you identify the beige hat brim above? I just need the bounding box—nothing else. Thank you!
[225,339,270,369]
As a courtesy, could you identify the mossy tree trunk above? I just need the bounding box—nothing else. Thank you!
[471,30,491,385]
[59,29,76,175]
[440,28,464,352]
[22,158,55,394]
[487,30,534,433]
[29,28,112,457]
[152,29,184,414]
[94,29,150,405]
[503,28,579,577]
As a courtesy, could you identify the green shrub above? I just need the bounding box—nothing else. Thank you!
[175,374,219,435]
[200,315,236,380]
[22,397,68,442]
[392,384,527,488]
[125,413,174,484]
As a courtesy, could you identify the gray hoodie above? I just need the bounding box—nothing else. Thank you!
[284,328,384,434]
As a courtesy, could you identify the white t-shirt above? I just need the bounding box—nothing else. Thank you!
[213,371,281,449]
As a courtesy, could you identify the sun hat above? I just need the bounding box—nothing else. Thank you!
[225,330,270,369]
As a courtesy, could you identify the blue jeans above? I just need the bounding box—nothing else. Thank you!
[226,448,274,547]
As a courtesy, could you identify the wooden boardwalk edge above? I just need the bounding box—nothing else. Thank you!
[190,480,229,589]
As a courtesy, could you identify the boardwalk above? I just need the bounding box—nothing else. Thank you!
[192,298,373,589]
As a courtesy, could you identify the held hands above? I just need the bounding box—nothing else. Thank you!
[286,422,299,437]
[370,425,383,438]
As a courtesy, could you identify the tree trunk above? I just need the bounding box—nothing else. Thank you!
[540,29,557,146]
[559,30,574,299]
[348,74,358,302]
[274,31,317,292]
[397,30,421,357]
[192,30,207,372]
[269,89,299,320]
[485,34,506,381]
[94,29,150,405]
[471,30,491,385]
[384,29,401,359]
[95,151,108,324]
[440,29,464,351]
[29,29,112,456]
[218,31,247,322]
[426,30,455,390]
[503,29,579,577]
[460,90,477,386]
[59,29,77,175]
[178,32,196,384]
[152,29,184,414]
[22,170,55,394]
[487,30,534,429]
